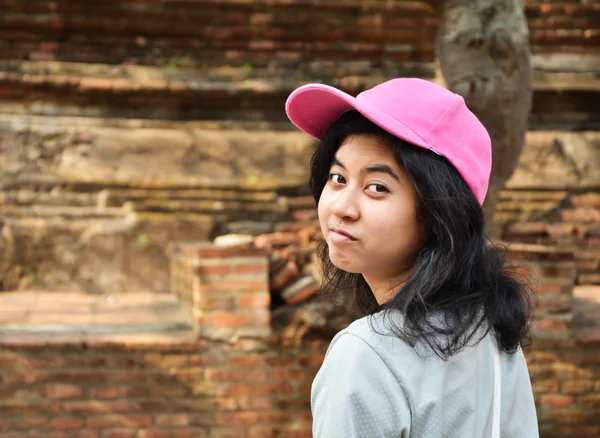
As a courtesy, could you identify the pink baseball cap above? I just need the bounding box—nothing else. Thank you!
[285,78,492,205]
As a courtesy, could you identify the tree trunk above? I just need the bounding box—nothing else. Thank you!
[428,0,532,239]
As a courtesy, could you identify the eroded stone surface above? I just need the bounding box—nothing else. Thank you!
[507,131,600,189]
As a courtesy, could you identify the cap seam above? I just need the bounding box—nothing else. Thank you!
[359,102,434,151]
[425,95,461,150]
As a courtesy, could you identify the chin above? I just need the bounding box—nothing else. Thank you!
[329,254,362,274]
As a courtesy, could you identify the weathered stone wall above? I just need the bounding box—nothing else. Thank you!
[0,0,599,356]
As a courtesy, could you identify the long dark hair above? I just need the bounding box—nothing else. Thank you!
[310,110,534,360]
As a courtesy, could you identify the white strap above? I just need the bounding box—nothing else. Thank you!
[491,343,501,438]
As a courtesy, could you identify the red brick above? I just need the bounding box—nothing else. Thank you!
[506,222,548,236]
[197,294,237,311]
[197,265,230,276]
[535,319,570,331]
[0,353,20,368]
[63,400,139,414]
[254,232,299,249]
[187,245,267,258]
[30,51,55,61]
[585,237,600,248]
[562,209,600,223]
[264,357,295,367]
[260,412,294,423]
[202,280,268,294]
[48,433,98,438]
[89,387,120,399]
[205,368,269,382]
[279,429,313,438]
[216,412,261,425]
[86,414,153,429]
[533,261,576,279]
[270,261,299,290]
[169,398,216,413]
[580,394,600,408]
[554,427,600,438]
[571,194,600,208]
[155,414,189,427]
[535,283,572,296]
[237,294,271,309]
[537,299,572,314]
[2,372,39,384]
[204,427,246,438]
[103,430,138,438]
[0,386,44,400]
[235,263,267,274]
[298,354,325,367]
[550,410,592,425]
[249,426,276,438]
[144,354,190,368]
[561,380,595,394]
[44,371,108,384]
[46,384,82,399]
[229,356,264,367]
[139,430,206,438]
[578,273,600,284]
[39,41,59,51]
[249,13,273,26]
[295,382,313,395]
[281,277,318,304]
[272,369,309,381]
[226,383,293,397]
[237,396,273,410]
[201,312,270,328]
[0,400,61,415]
[540,394,573,408]
[122,385,186,398]
[10,416,48,430]
[215,397,239,412]
[50,417,85,430]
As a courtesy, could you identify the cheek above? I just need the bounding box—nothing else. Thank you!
[317,189,332,229]
[367,206,421,250]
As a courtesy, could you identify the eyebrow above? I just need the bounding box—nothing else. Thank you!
[332,158,400,182]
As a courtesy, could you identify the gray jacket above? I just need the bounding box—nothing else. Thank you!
[311,312,539,437]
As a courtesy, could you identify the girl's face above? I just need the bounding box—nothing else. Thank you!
[318,134,424,284]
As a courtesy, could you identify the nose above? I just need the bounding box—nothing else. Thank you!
[331,187,360,221]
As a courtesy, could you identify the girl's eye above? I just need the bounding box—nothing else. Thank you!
[329,173,346,184]
[367,183,389,193]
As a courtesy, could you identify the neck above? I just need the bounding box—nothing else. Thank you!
[363,270,411,305]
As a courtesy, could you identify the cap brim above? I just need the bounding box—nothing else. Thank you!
[285,83,430,150]
[285,84,355,140]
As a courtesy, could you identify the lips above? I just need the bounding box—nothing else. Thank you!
[329,226,357,241]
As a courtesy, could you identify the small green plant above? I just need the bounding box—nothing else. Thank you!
[246,175,260,186]
[165,62,179,73]
[137,234,149,249]
[242,63,253,74]
[28,271,37,285]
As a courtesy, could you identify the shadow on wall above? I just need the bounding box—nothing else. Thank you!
[0,335,322,437]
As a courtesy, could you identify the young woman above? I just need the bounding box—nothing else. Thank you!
[285,78,538,437]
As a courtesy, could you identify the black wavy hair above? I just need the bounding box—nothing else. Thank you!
[310,110,534,360]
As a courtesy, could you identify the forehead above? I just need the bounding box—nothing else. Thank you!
[335,134,399,166]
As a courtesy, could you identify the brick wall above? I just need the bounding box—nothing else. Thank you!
[502,190,600,286]
[0,0,597,69]
[170,242,272,340]
[1,242,598,437]
[0,334,324,438]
